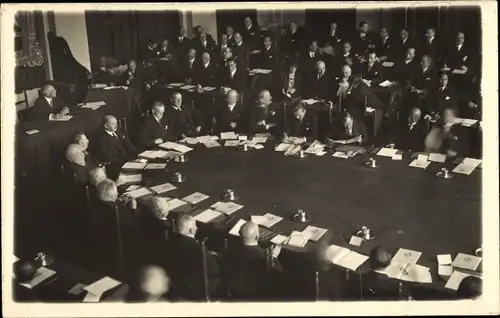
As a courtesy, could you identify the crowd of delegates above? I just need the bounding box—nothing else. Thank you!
[24,17,483,301]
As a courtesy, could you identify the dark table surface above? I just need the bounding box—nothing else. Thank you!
[118,139,481,295]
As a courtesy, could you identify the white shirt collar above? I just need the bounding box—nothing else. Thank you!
[204,62,210,68]
[202,40,207,46]
[153,115,162,123]
[246,25,252,30]
[236,41,242,46]
[402,37,407,43]
[100,67,106,71]
[172,105,182,111]
[440,85,447,91]
[457,43,463,49]
[428,37,434,43]
[105,129,116,137]
[44,96,53,105]
[244,242,258,246]
[422,66,428,73]
[228,103,236,111]
[230,69,237,77]
[222,44,227,48]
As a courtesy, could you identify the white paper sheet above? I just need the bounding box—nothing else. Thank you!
[68,283,87,296]
[83,292,101,302]
[253,144,264,150]
[220,132,238,140]
[168,83,184,87]
[194,209,223,223]
[196,135,213,143]
[179,84,196,90]
[438,265,453,276]
[461,158,482,167]
[270,234,288,245]
[123,187,152,199]
[138,150,160,159]
[328,245,352,264]
[251,215,267,225]
[304,147,324,155]
[19,267,57,289]
[252,136,268,143]
[83,276,121,298]
[182,192,209,205]
[225,140,240,147]
[335,251,369,271]
[349,236,363,247]
[167,198,188,211]
[445,270,478,290]
[392,248,422,264]
[381,62,395,68]
[438,254,453,265]
[301,226,327,242]
[180,137,199,145]
[333,151,350,159]
[154,150,169,159]
[286,233,309,248]
[238,135,248,141]
[452,163,478,175]
[275,143,293,152]
[365,107,376,113]
[118,174,142,184]
[377,147,398,157]
[203,86,216,91]
[392,153,403,160]
[92,83,108,89]
[172,144,193,153]
[25,129,39,135]
[144,163,166,170]
[150,182,177,194]
[429,153,446,163]
[158,141,181,150]
[417,154,429,162]
[451,69,467,75]
[50,115,73,121]
[204,141,221,148]
[409,159,431,169]
[211,201,244,215]
[122,162,147,170]
[399,263,432,283]
[302,98,320,105]
[317,150,327,156]
[284,144,302,156]
[125,185,140,191]
[452,253,482,271]
[229,219,247,236]
[258,213,283,228]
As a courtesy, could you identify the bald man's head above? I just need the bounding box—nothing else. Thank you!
[177,215,197,237]
[202,52,211,64]
[239,221,259,245]
[226,90,238,105]
[42,83,57,98]
[409,107,422,124]
[138,265,170,300]
[148,196,170,219]
[65,143,86,167]
[316,61,326,76]
[104,115,118,132]
[342,65,352,78]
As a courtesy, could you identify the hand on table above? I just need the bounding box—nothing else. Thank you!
[282,134,290,143]
[266,123,276,130]
[196,126,202,133]
[154,138,163,145]
[229,122,237,129]
[326,138,335,147]
[257,120,266,126]
[386,143,395,149]
[461,65,468,72]
[446,149,457,158]
[468,101,478,108]
[60,107,70,116]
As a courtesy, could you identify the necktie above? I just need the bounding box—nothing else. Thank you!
[49,100,53,108]
[409,124,414,131]
[113,132,119,139]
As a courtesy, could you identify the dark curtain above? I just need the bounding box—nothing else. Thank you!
[85,10,181,71]
[14,11,47,93]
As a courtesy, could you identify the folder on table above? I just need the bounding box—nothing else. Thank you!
[182,192,209,205]
[122,161,147,170]
[194,209,222,224]
[452,253,482,271]
[229,219,247,236]
[301,226,327,242]
[19,267,56,289]
[123,187,152,199]
[150,182,177,194]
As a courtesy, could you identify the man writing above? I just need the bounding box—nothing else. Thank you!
[28,83,70,121]
[136,101,174,149]
[283,102,318,144]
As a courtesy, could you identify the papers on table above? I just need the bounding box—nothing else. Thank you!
[179,84,196,90]
[123,187,152,199]
[284,144,302,156]
[225,140,240,147]
[453,117,478,127]
[386,263,432,283]
[381,62,395,68]
[452,158,482,175]
[157,150,182,160]
[275,143,294,152]
[50,115,73,121]
[150,182,177,194]
[451,69,467,75]
[25,129,39,135]
[220,132,238,140]
[301,225,327,242]
[439,265,454,276]
[349,235,363,247]
[19,267,56,289]
[379,80,396,88]
[333,151,350,159]
[229,219,247,236]
[429,152,446,163]
[302,98,321,105]
[326,245,352,264]
[167,82,184,87]
[203,141,221,148]
[304,147,324,155]
[126,185,140,192]
[253,144,265,150]
[331,135,361,145]
[445,270,481,290]
[392,152,403,160]
[203,86,216,92]
[392,248,422,265]
[182,192,209,205]
[180,137,199,145]
[255,132,272,138]
[409,158,431,169]
[335,251,370,271]
[377,147,398,157]
[158,141,193,153]
[211,201,244,215]
[238,135,248,141]
[251,136,268,143]
[194,209,222,223]
[81,101,106,110]
[285,231,310,248]
[83,276,121,302]
[118,173,142,184]
[271,234,288,245]
[438,254,453,265]
[145,163,166,170]
[167,198,188,211]
[196,135,213,143]
[365,107,376,113]
[83,292,100,303]
[249,68,272,74]
[138,150,161,159]
[68,283,87,296]
[122,161,148,170]
[250,213,283,228]
[92,83,108,89]
[452,253,482,271]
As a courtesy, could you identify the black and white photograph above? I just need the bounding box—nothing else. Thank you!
[1,2,498,316]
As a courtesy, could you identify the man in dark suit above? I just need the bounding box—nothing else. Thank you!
[394,47,419,85]
[425,107,470,158]
[422,27,444,66]
[93,56,118,86]
[217,47,240,80]
[219,58,247,95]
[181,48,200,85]
[136,101,175,149]
[94,115,138,165]
[386,107,427,152]
[406,54,438,110]
[326,110,369,145]
[166,92,203,139]
[352,21,376,59]
[376,27,395,62]
[64,133,99,184]
[444,32,472,72]
[217,33,231,63]
[242,16,261,52]
[195,52,218,87]
[28,83,70,121]
[166,215,220,300]
[424,72,458,118]
[259,36,280,72]
[194,32,216,57]
[172,28,192,56]
[299,40,323,79]
[359,51,384,86]
[120,60,150,96]
[139,39,159,63]
[213,89,246,133]
[395,28,416,61]
[324,22,342,51]
[339,41,360,75]
[304,60,334,102]
[249,89,283,137]
[282,21,303,58]
[233,32,250,71]
[226,25,236,47]
[283,102,319,143]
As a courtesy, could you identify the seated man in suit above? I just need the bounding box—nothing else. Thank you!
[126,265,173,302]
[64,133,99,184]
[28,83,70,121]
[93,56,119,86]
[283,102,319,144]
[181,48,200,85]
[339,41,359,75]
[393,47,419,84]
[217,46,239,80]
[194,32,216,57]
[226,26,236,47]
[325,111,368,146]
[281,21,302,58]
[304,60,334,101]
[172,27,192,56]
[359,51,384,86]
[352,21,376,58]
[422,27,444,66]
[249,89,282,137]
[424,72,458,119]
[88,166,108,187]
[279,62,302,100]
[136,101,174,149]
[195,52,218,87]
[386,107,427,152]
[120,60,150,97]
[376,27,394,62]
[424,107,470,158]
[402,54,438,115]
[166,92,203,139]
[233,32,250,71]
[444,32,472,73]
[219,58,247,95]
[259,36,280,73]
[299,40,323,79]
[213,89,246,134]
[166,215,220,300]
[222,221,281,300]
[94,115,138,166]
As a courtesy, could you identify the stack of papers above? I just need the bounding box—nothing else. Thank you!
[377,147,398,157]
[179,84,196,90]
[275,143,294,152]
[238,135,248,141]
[196,135,213,143]
[83,276,121,303]
[271,234,288,245]
[117,173,142,184]
[445,270,481,290]
[221,132,238,140]
[19,267,56,289]
[335,250,370,271]
[249,68,272,74]
[252,136,268,143]
[25,129,39,135]
[453,117,478,127]
[138,150,161,159]
[123,187,152,199]
[150,182,177,194]
[158,141,193,154]
[225,140,240,147]
[254,133,272,138]
[204,141,221,148]
[180,137,199,145]
[333,151,350,159]
[182,192,209,205]
[211,201,244,215]
[122,161,148,171]
[167,198,188,211]
[381,62,395,68]
[302,98,321,105]
[250,213,283,228]
[304,147,324,155]
[349,235,363,247]
[284,145,302,156]
[50,115,73,121]
[409,154,431,169]
[452,253,482,271]
[331,136,361,145]
[285,231,310,248]
[144,163,166,170]
[428,153,446,163]
[438,254,453,276]
[253,144,265,150]
[452,158,482,175]
[156,150,182,160]
[92,83,108,89]
[194,209,223,223]
[229,219,248,236]
[81,101,106,110]
[379,80,396,87]
[301,225,328,242]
